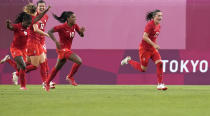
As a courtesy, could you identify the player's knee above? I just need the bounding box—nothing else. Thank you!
[141,65,147,72]
[157,61,163,68]
[76,59,82,65]
[55,66,61,71]
[142,68,146,72]
[20,63,26,70]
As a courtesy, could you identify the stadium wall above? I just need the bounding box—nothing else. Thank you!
[0,0,210,85]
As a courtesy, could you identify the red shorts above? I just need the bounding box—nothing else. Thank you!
[139,47,161,67]
[57,48,73,60]
[10,47,27,61]
[26,42,44,56]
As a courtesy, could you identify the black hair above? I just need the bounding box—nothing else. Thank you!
[37,0,46,6]
[146,9,161,21]
[15,12,32,24]
[53,11,74,23]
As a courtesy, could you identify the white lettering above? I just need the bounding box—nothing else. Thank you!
[170,60,178,72]
[162,60,169,73]
[200,60,208,73]
[191,60,199,73]
[180,60,189,73]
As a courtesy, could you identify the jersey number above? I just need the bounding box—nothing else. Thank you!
[154,32,159,37]
[40,24,45,30]
[70,32,75,38]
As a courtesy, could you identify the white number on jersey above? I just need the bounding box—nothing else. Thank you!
[70,32,75,38]
[40,24,45,30]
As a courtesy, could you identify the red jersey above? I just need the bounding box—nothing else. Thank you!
[36,14,48,45]
[28,15,43,43]
[53,22,80,49]
[11,23,29,49]
[140,20,160,51]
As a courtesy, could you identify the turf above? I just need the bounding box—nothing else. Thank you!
[0,85,210,116]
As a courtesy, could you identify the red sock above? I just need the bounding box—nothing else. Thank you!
[40,62,47,82]
[128,60,145,72]
[26,65,37,73]
[44,59,49,77]
[19,69,26,87]
[46,67,59,85]
[67,63,81,79]
[16,70,19,77]
[157,62,163,84]
[6,59,18,70]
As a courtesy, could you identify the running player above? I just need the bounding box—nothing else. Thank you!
[35,0,56,88]
[24,3,51,86]
[121,10,167,90]
[45,11,85,91]
[4,12,32,90]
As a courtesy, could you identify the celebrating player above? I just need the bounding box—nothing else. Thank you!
[121,10,167,90]
[35,0,56,88]
[3,12,32,90]
[45,11,85,91]
[23,3,54,88]
[1,3,50,88]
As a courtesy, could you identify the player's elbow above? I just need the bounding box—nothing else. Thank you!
[7,26,13,31]
[48,29,54,35]
[80,33,84,37]
[143,32,149,41]
[48,31,51,35]
[143,36,148,41]
[48,31,52,36]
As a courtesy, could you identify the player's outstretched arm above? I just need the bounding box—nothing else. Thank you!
[6,20,14,31]
[143,32,160,50]
[34,6,51,24]
[48,28,60,49]
[33,24,49,37]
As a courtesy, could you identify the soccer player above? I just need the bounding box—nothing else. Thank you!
[121,10,167,90]
[24,3,53,87]
[4,12,32,90]
[1,3,50,87]
[35,0,56,88]
[45,11,85,91]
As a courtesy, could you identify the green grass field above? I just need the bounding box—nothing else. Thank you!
[0,85,210,116]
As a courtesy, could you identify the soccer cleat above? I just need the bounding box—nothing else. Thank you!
[42,82,46,89]
[0,55,10,64]
[66,76,78,86]
[161,84,168,91]
[121,56,131,66]
[20,87,27,90]
[157,84,168,91]
[12,72,19,85]
[44,84,50,92]
[42,81,56,89]
[50,81,56,89]
[157,84,162,90]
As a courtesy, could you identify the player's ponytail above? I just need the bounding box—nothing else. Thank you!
[53,11,74,23]
[23,3,37,15]
[15,12,32,24]
[146,9,161,21]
